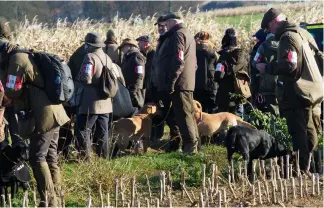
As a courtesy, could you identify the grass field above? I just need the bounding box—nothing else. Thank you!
[216,13,264,30]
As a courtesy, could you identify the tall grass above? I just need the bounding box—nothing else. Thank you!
[11,2,323,61]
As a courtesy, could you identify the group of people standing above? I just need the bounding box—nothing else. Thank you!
[0,7,322,207]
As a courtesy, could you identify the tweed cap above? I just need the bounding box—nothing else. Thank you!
[261,8,281,29]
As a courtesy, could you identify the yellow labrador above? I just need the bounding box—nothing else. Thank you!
[112,103,159,154]
[193,100,256,137]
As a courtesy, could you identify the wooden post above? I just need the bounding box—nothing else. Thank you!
[25,191,29,208]
[211,164,216,192]
[115,178,119,208]
[238,161,242,179]
[253,160,257,182]
[205,187,210,207]
[156,198,159,208]
[160,178,163,202]
[265,180,270,203]
[146,198,150,208]
[145,175,152,199]
[60,190,65,208]
[299,176,303,198]
[304,174,309,197]
[199,192,204,208]
[181,170,185,199]
[280,179,284,202]
[182,185,194,204]
[316,173,320,195]
[1,194,6,207]
[286,155,290,179]
[162,171,166,197]
[137,199,140,208]
[291,177,296,199]
[252,184,255,205]
[107,193,110,208]
[223,189,227,207]
[271,180,277,204]
[258,180,262,205]
[296,151,300,177]
[8,193,12,208]
[280,156,284,178]
[284,180,288,201]
[202,164,206,193]
[231,160,235,184]
[99,184,103,208]
[228,166,231,185]
[33,186,37,208]
[244,160,248,179]
[87,193,91,208]
[261,160,266,179]
[218,190,222,208]
[168,193,172,208]
[258,159,262,179]
[131,176,136,206]
[311,174,315,195]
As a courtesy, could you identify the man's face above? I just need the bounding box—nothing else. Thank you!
[268,20,277,34]
[121,45,131,54]
[157,22,167,35]
[137,40,149,53]
[165,19,175,31]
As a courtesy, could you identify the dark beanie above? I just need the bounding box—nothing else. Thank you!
[253,28,267,42]
[261,8,281,29]
[221,28,237,49]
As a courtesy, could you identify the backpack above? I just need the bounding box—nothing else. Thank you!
[12,50,74,104]
[93,53,118,99]
[290,31,324,106]
[233,70,252,99]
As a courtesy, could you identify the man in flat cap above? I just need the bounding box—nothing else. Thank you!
[119,38,146,109]
[256,8,323,174]
[136,35,155,103]
[76,32,113,161]
[155,13,200,154]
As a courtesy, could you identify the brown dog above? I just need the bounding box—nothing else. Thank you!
[193,100,256,137]
[112,103,159,155]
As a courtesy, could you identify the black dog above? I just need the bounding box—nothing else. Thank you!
[0,140,31,203]
[225,126,291,178]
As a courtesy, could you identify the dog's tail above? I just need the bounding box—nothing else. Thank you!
[236,116,257,129]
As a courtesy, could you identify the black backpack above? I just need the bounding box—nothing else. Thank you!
[12,50,74,104]
[93,53,118,99]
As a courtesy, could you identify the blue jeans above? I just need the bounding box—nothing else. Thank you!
[76,114,110,159]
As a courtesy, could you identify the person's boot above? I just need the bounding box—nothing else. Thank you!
[48,162,62,206]
[32,162,57,207]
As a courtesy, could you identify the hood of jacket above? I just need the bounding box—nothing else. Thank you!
[275,21,299,41]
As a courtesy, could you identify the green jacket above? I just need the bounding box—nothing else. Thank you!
[3,44,70,134]
[68,44,86,80]
[252,34,278,95]
[265,21,318,110]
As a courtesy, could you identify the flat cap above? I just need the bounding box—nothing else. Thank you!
[163,13,182,21]
[136,35,152,43]
[253,28,267,42]
[154,15,166,25]
[84,32,105,48]
[261,8,281,29]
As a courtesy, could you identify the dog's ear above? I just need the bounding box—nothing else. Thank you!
[193,100,202,110]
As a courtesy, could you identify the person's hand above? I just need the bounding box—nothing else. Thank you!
[169,90,174,95]
[256,63,266,73]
